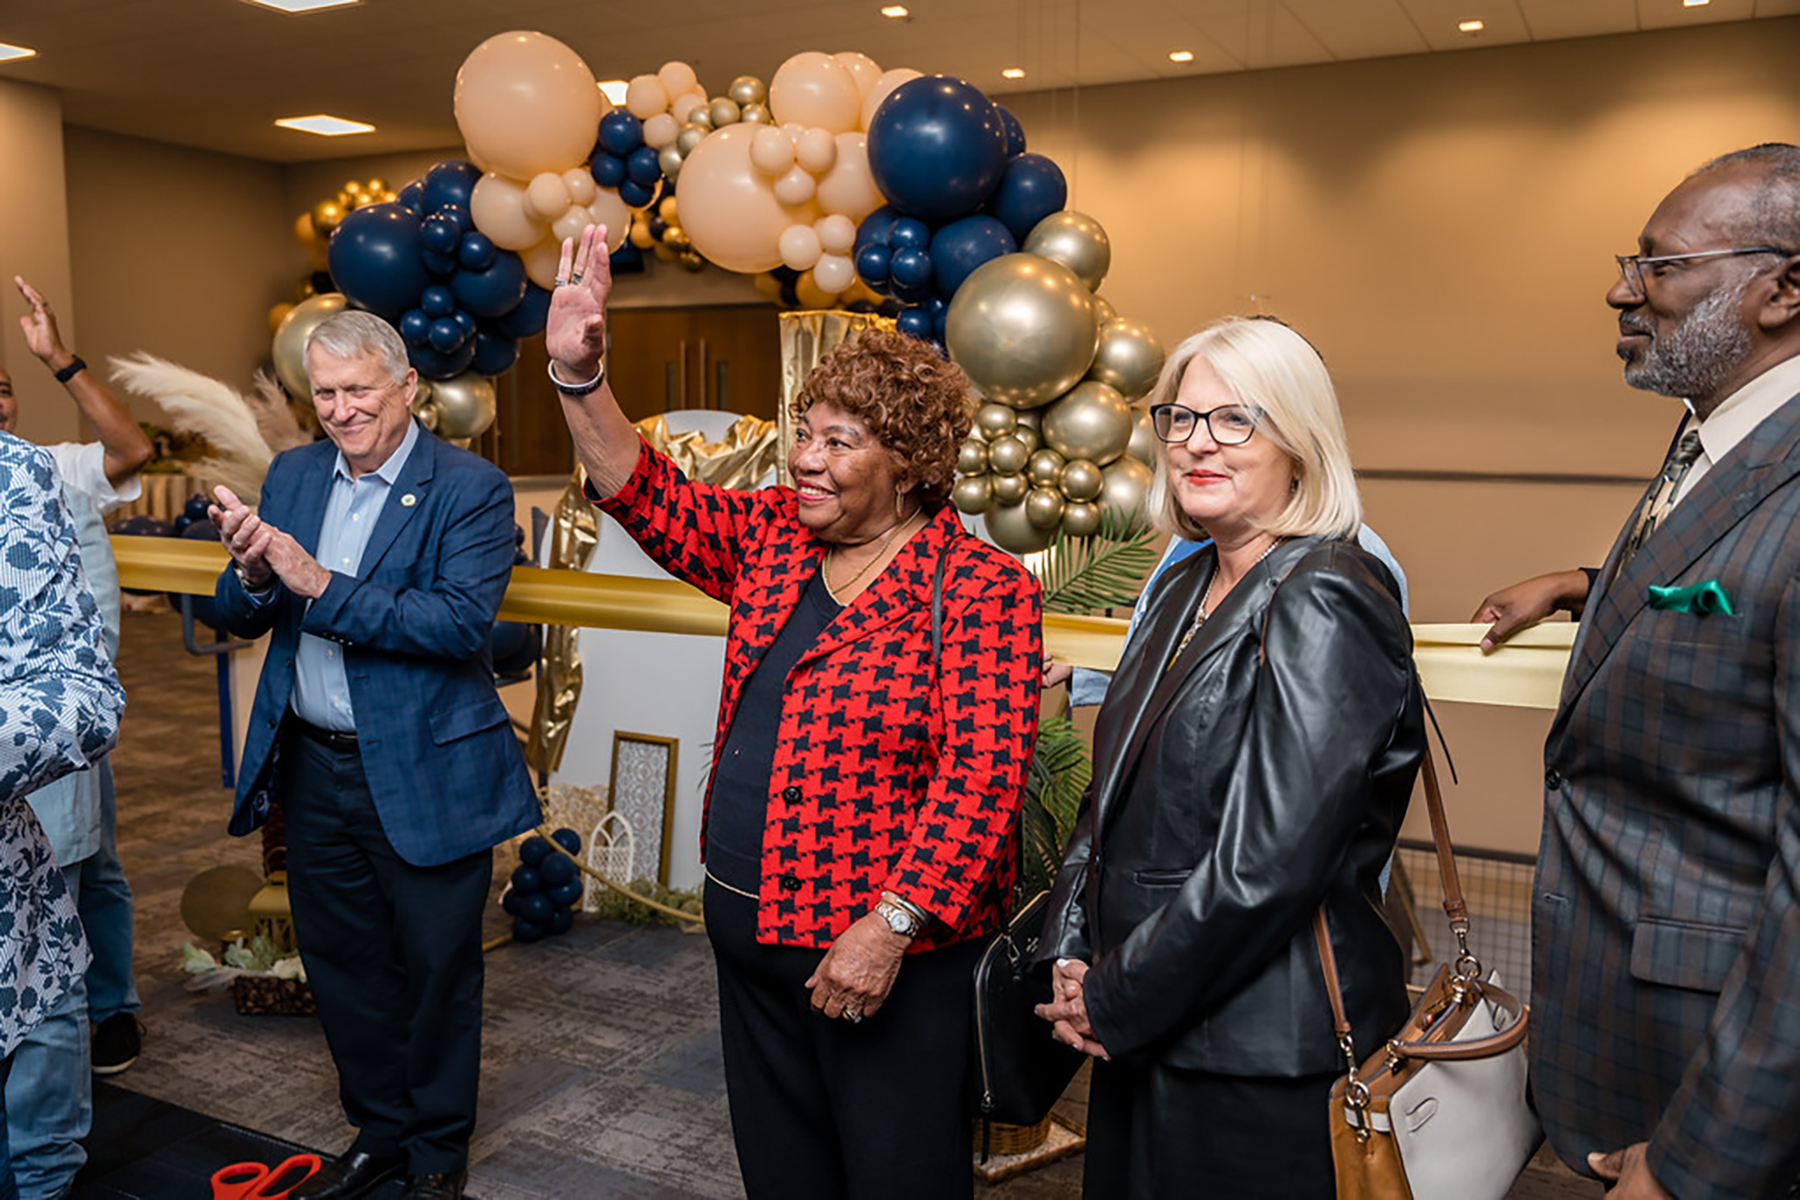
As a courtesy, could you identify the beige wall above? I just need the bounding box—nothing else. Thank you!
[0,78,77,445]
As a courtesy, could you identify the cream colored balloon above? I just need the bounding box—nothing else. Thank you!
[861,68,922,132]
[769,51,862,134]
[673,92,709,125]
[521,235,564,290]
[813,253,854,294]
[659,61,699,99]
[525,172,572,222]
[984,499,1055,553]
[626,74,669,119]
[815,133,883,222]
[780,223,823,271]
[774,165,817,206]
[751,126,796,176]
[454,32,602,181]
[432,372,498,437]
[643,113,681,149]
[587,192,631,250]
[1098,456,1155,536]
[832,51,882,99]
[1023,211,1112,292]
[551,204,591,245]
[563,167,597,207]
[815,214,857,256]
[271,292,347,400]
[470,173,544,251]
[1042,381,1132,465]
[795,127,838,174]
[1087,318,1166,402]
[678,124,817,273]
[944,253,1100,409]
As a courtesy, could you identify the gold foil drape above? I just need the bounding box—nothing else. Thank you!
[635,413,781,491]
[776,310,895,485]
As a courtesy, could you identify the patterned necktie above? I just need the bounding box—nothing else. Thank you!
[1617,430,1703,573]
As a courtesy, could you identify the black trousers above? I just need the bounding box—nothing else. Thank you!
[705,881,984,1200]
[1084,1057,1339,1199]
[281,732,492,1174]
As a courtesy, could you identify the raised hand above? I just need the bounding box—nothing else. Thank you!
[545,224,613,382]
[14,276,72,368]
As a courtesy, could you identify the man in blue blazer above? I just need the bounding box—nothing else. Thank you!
[210,311,537,1200]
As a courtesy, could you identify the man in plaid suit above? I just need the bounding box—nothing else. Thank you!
[1475,145,1800,1198]
[210,312,537,1200]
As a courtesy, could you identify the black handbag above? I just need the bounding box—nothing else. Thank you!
[926,550,1084,1154]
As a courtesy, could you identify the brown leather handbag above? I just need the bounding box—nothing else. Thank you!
[1315,747,1543,1200]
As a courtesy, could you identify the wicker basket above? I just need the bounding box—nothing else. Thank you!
[229,975,316,1016]
[974,1113,1053,1156]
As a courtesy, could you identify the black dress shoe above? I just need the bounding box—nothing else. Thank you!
[291,1150,405,1199]
[399,1169,466,1199]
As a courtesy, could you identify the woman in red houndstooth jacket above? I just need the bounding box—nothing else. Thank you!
[545,225,1042,1200]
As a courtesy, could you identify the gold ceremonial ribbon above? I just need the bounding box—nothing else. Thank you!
[113,536,1574,710]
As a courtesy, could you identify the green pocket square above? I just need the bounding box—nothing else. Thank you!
[1647,580,1736,616]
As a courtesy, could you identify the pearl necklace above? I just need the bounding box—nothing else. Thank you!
[823,512,919,602]
[1171,538,1282,662]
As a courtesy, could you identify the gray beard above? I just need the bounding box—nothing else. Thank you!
[1621,279,1752,402]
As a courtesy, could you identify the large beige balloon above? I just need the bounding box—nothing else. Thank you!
[1098,456,1154,537]
[814,133,883,221]
[945,254,1100,410]
[679,124,818,273]
[832,51,882,99]
[272,292,347,400]
[861,68,922,132]
[471,173,545,251]
[1087,318,1166,402]
[1042,381,1132,465]
[432,372,498,438]
[521,236,564,291]
[454,32,602,181]
[1024,211,1112,292]
[984,500,1055,554]
[769,52,862,134]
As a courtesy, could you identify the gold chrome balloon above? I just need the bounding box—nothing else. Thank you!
[271,292,348,400]
[952,474,994,514]
[986,434,1029,476]
[1061,500,1101,537]
[1026,448,1065,488]
[1093,296,1117,325]
[1023,211,1112,292]
[984,499,1055,554]
[1060,458,1103,503]
[729,76,769,106]
[1042,381,1132,466]
[958,439,990,475]
[1126,405,1159,466]
[974,403,1016,441]
[431,372,499,439]
[310,199,345,237]
[992,472,1030,505]
[1098,456,1155,537]
[944,254,1099,410]
[1024,486,1065,530]
[709,98,742,127]
[677,125,707,155]
[740,103,773,125]
[1013,423,1040,454]
[1087,318,1166,403]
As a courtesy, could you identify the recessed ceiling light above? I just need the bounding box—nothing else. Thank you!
[597,79,628,105]
[1458,19,1485,33]
[1169,49,1195,63]
[241,0,360,11]
[1001,67,1026,79]
[275,114,375,137]
[0,42,38,63]
[1682,0,1709,6]
[880,5,909,17]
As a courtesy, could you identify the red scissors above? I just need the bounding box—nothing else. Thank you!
[211,1153,322,1199]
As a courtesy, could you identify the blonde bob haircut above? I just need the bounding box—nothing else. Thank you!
[1144,316,1361,542]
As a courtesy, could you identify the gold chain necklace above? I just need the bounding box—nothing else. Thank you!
[823,512,918,602]
[1171,538,1282,663]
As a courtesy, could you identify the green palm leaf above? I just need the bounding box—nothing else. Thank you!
[1035,505,1160,616]
[1020,711,1093,895]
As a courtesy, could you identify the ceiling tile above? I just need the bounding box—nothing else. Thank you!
[1639,0,1758,29]
[1398,0,1534,49]
[1516,0,1639,39]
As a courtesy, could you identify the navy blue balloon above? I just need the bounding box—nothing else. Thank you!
[866,76,1008,224]
[988,153,1067,243]
[397,180,426,216]
[501,888,525,917]
[548,880,583,908]
[452,250,527,318]
[888,217,931,251]
[855,206,899,255]
[648,215,668,241]
[420,285,455,318]
[114,514,173,538]
[496,285,552,338]
[421,249,458,278]
[399,309,430,345]
[626,145,662,187]
[997,106,1027,157]
[932,303,949,341]
[421,212,462,255]
[423,160,481,214]
[895,307,934,341]
[471,331,519,378]
[512,864,544,892]
[590,153,627,190]
[327,203,429,320]
[428,318,466,353]
[890,276,932,305]
[930,215,1016,297]
[172,514,193,535]
[512,917,547,943]
[520,893,555,924]
[452,310,476,339]
[551,828,582,854]
[458,231,497,272]
[519,837,553,868]
[889,246,934,290]
[183,494,213,522]
[540,854,577,887]
[546,907,574,935]
[408,340,476,380]
[597,110,644,157]
[854,243,891,287]
[618,178,655,209]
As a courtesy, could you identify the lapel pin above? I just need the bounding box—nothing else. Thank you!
[401,493,417,507]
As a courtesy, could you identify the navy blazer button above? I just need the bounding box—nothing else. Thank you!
[780,874,802,892]
[781,786,802,803]
[1545,769,1563,790]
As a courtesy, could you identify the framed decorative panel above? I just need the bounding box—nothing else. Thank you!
[607,731,679,885]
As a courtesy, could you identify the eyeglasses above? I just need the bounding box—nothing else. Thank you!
[1148,403,1261,446]
[1614,246,1793,296]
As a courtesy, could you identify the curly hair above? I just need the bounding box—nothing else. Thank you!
[790,329,973,510]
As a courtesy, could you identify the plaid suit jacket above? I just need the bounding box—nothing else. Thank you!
[595,439,1041,951]
[1533,387,1800,1199]
[215,426,539,867]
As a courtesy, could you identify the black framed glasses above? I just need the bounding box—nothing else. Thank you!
[1148,403,1261,445]
[1614,246,1793,296]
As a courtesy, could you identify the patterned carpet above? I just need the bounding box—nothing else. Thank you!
[87,606,1590,1199]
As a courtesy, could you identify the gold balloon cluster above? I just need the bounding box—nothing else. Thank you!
[651,73,772,185]
[628,195,705,272]
[946,212,1167,553]
[276,177,401,331]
